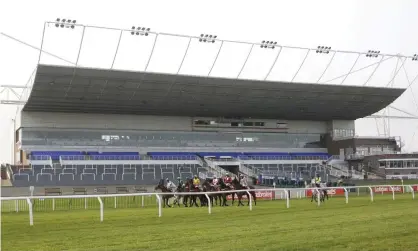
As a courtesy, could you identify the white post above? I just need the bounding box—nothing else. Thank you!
[84,197,87,209]
[26,198,33,226]
[389,185,395,200]
[155,194,162,217]
[408,185,415,199]
[52,198,55,211]
[284,189,290,208]
[368,186,374,202]
[402,180,404,193]
[97,197,103,222]
[343,188,348,204]
[15,200,19,212]
[246,191,252,211]
[141,196,145,208]
[316,188,320,206]
[204,193,212,214]
[357,187,360,196]
[29,186,34,197]
[114,197,117,209]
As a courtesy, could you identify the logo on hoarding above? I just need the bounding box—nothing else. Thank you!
[374,186,403,193]
[226,190,273,200]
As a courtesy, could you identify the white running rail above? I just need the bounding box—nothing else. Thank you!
[1,184,415,226]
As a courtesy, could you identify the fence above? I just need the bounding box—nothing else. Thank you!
[1,184,416,226]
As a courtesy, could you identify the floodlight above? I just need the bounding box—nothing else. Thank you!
[316,45,331,54]
[199,34,217,43]
[366,50,380,58]
[55,18,77,29]
[260,40,277,49]
[412,54,418,61]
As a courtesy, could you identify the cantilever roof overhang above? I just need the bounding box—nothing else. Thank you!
[22,64,406,121]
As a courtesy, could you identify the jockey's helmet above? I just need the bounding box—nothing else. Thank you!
[225,173,229,176]
[166,178,169,182]
[177,177,181,180]
[194,175,197,178]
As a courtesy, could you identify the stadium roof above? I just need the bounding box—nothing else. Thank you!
[23,64,406,120]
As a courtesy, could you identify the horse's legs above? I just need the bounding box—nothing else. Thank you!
[239,194,245,206]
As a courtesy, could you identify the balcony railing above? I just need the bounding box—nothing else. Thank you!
[148,155,198,160]
[30,155,52,161]
[60,155,141,161]
[60,155,198,161]
[238,155,328,160]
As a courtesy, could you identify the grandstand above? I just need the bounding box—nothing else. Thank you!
[6,63,404,188]
[2,22,408,189]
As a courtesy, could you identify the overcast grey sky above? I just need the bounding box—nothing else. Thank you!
[1,0,418,163]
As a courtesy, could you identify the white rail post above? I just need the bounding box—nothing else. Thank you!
[15,200,19,212]
[343,188,348,204]
[97,197,103,222]
[284,189,290,208]
[114,197,117,208]
[155,194,162,217]
[141,195,145,208]
[368,186,374,202]
[357,187,360,196]
[246,191,252,211]
[408,185,415,199]
[52,198,55,211]
[389,185,395,200]
[26,198,33,226]
[204,193,212,214]
[316,188,321,206]
[84,197,87,209]
[402,180,404,193]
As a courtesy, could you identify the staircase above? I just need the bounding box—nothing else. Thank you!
[240,164,259,178]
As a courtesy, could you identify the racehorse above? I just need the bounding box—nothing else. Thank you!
[202,179,222,206]
[154,180,178,207]
[184,178,204,207]
[231,178,257,206]
[217,178,234,206]
[311,183,328,203]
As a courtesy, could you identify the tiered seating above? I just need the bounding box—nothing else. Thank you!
[10,164,202,187]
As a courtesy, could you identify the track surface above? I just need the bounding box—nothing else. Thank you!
[2,194,417,251]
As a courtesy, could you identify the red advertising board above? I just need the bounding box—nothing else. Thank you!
[412,185,418,192]
[226,190,274,200]
[306,188,345,197]
[373,186,403,193]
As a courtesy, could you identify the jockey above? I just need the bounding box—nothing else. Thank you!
[223,173,232,183]
[177,177,183,189]
[166,178,177,192]
[223,173,233,188]
[315,174,321,188]
[212,176,219,186]
[192,175,200,188]
[239,174,248,189]
[310,176,315,187]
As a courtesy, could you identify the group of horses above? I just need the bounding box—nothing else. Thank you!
[310,183,330,203]
[155,177,257,208]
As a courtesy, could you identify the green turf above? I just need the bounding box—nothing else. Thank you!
[2,193,418,251]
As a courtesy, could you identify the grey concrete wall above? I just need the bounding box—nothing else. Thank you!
[21,112,192,131]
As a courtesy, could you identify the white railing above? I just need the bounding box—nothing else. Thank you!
[204,159,228,177]
[1,184,416,226]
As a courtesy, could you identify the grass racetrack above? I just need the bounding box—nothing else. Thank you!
[1,194,418,251]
